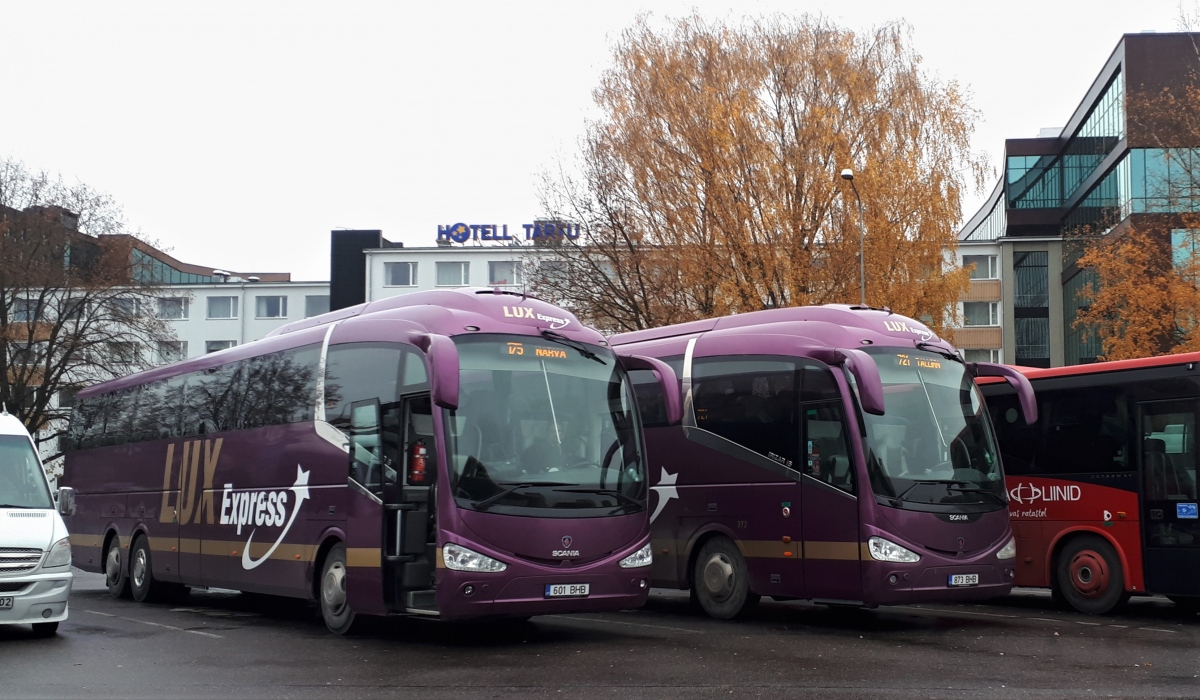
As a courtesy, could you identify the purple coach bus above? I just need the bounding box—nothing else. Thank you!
[609,305,1036,619]
[62,288,679,633]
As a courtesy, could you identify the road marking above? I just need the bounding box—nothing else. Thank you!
[554,615,703,634]
[1076,621,1101,626]
[936,610,1019,619]
[1139,627,1177,634]
[82,609,223,638]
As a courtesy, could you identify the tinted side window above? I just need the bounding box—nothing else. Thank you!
[242,345,320,428]
[693,357,799,469]
[987,390,1038,476]
[325,343,403,430]
[989,385,1130,476]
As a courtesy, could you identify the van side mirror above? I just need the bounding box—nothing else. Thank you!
[57,487,76,517]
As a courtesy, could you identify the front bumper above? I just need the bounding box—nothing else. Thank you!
[436,569,651,620]
[0,570,73,626]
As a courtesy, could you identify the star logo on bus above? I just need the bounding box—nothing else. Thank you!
[649,467,678,524]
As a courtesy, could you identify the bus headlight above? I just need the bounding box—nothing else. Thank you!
[618,544,653,569]
[442,543,507,573]
[868,536,921,563]
[996,537,1017,560]
[42,537,71,569]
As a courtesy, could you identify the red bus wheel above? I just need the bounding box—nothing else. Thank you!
[692,537,760,620]
[1055,535,1125,615]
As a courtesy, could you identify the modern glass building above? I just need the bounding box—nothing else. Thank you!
[957,32,1200,366]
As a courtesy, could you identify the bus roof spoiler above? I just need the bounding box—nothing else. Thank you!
[406,332,460,410]
[969,362,1037,426]
[619,355,683,425]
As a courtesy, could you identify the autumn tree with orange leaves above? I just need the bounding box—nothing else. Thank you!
[531,14,985,333]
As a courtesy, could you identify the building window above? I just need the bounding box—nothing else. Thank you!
[436,261,469,286]
[385,262,417,286]
[57,388,79,409]
[205,340,236,354]
[109,297,142,320]
[305,295,330,318]
[963,302,999,326]
[11,298,37,322]
[10,342,46,366]
[157,341,188,364]
[255,295,288,319]
[963,348,1001,363]
[108,342,139,365]
[963,255,998,280]
[1013,251,1050,367]
[207,296,238,319]
[488,261,522,286]
[156,297,189,320]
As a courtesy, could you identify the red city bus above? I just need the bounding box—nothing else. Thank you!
[981,352,1200,614]
[62,289,678,633]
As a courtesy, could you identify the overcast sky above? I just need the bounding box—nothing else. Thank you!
[1,0,1190,281]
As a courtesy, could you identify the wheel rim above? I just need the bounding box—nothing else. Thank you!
[132,548,148,589]
[1068,549,1109,599]
[106,545,122,586]
[322,561,348,614]
[701,552,735,602]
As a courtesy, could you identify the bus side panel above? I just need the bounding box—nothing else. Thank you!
[1007,476,1144,592]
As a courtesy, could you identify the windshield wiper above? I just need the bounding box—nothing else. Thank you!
[0,503,36,509]
[893,479,973,502]
[472,481,571,511]
[552,487,642,509]
[946,485,1007,506]
[916,342,964,363]
[540,330,605,364]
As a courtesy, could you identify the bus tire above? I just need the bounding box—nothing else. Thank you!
[104,536,130,599]
[319,543,359,635]
[1055,535,1125,615]
[692,537,760,620]
[129,535,159,603]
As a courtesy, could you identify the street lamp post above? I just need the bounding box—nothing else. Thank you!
[840,168,867,307]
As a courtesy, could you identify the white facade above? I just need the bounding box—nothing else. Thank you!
[156,280,331,361]
[365,245,545,302]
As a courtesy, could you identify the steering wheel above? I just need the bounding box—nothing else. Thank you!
[950,437,972,470]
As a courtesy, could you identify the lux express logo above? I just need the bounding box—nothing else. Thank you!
[502,305,571,330]
[160,438,310,571]
[882,320,935,342]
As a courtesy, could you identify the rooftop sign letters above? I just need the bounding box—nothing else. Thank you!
[436,221,582,244]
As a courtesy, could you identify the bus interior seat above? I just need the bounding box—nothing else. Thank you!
[1144,438,1194,500]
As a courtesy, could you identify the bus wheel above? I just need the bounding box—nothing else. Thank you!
[319,543,358,635]
[1055,535,1125,615]
[129,535,160,603]
[104,537,130,599]
[693,537,760,620]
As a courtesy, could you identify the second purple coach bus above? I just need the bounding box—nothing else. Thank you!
[610,305,1036,619]
[62,288,679,633]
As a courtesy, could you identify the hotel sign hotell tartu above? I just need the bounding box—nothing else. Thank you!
[435,222,582,244]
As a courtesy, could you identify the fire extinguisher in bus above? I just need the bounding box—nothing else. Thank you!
[409,439,428,484]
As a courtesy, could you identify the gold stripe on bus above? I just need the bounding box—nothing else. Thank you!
[802,541,862,561]
[147,537,176,553]
[179,538,202,555]
[118,535,131,549]
[346,548,381,568]
[860,542,874,561]
[69,534,104,548]
[435,546,444,568]
[738,540,800,559]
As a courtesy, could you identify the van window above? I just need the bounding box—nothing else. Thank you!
[0,435,52,509]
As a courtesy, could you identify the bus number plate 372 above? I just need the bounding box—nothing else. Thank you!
[948,574,979,587]
[545,583,590,598]
[0,596,12,610]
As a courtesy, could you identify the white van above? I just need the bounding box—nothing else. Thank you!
[0,409,73,637]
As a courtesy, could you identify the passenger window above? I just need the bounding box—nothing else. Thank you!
[692,357,799,469]
[325,343,403,431]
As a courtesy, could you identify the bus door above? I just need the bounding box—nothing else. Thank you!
[1138,399,1200,596]
[344,399,389,616]
[380,394,437,614]
[799,380,863,603]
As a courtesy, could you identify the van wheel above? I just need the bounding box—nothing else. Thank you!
[692,537,759,620]
[129,535,159,603]
[31,621,59,637]
[104,537,130,599]
[319,543,360,635]
[1055,535,1125,614]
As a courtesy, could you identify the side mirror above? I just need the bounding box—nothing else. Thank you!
[57,487,76,517]
[969,362,1037,426]
[835,348,886,416]
[406,332,460,410]
[618,355,683,425]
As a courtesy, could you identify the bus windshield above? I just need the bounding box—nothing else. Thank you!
[860,348,1005,510]
[447,334,645,517]
[0,435,53,509]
